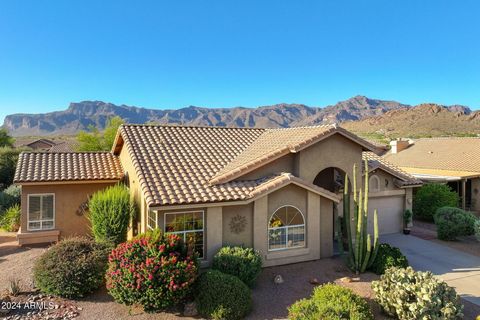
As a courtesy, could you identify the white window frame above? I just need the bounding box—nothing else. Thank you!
[147,210,158,230]
[268,205,306,252]
[369,175,381,192]
[164,210,205,259]
[27,193,55,231]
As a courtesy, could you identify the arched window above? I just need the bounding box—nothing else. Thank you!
[268,206,305,251]
[369,175,381,192]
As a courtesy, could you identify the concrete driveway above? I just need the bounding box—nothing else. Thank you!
[382,233,480,306]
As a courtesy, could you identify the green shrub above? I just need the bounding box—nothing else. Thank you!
[212,246,262,287]
[196,270,252,320]
[0,204,20,231]
[33,237,110,298]
[88,184,133,245]
[369,243,409,275]
[434,207,477,240]
[372,267,463,320]
[0,185,21,214]
[413,183,459,221]
[288,283,373,320]
[106,230,199,311]
[0,147,22,190]
[475,220,480,242]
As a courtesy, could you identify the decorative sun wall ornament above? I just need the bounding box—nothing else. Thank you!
[229,214,247,234]
[76,195,91,216]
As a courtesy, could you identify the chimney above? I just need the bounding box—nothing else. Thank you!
[390,139,411,154]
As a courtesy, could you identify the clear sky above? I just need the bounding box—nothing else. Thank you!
[0,1,479,123]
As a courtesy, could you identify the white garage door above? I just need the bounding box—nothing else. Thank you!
[368,196,404,235]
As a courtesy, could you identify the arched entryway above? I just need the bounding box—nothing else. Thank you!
[313,167,350,255]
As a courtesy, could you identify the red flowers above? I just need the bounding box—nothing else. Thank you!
[106,230,199,311]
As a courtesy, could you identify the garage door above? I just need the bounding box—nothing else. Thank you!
[367,196,404,235]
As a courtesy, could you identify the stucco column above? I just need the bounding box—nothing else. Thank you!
[206,207,223,264]
[462,179,467,210]
[253,196,268,259]
[307,191,321,260]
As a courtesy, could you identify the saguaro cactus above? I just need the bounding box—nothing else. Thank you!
[340,160,379,274]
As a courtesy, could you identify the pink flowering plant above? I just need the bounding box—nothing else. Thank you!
[106,229,199,311]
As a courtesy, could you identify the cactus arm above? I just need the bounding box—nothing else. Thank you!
[335,214,344,256]
[367,209,380,268]
[356,188,364,272]
[343,174,354,267]
[360,234,372,273]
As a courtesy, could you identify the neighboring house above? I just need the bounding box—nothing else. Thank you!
[385,138,480,211]
[17,138,78,152]
[14,124,420,267]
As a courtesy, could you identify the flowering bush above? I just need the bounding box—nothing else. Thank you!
[106,230,199,311]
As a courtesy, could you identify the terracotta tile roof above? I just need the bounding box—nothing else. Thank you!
[384,137,480,177]
[210,125,379,184]
[115,125,345,207]
[363,152,422,187]
[48,141,79,153]
[14,152,124,183]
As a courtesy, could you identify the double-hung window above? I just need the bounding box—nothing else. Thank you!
[28,194,55,231]
[164,211,204,258]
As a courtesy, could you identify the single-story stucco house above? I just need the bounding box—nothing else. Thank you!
[385,138,480,212]
[14,124,421,267]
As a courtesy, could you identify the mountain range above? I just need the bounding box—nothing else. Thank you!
[3,96,479,139]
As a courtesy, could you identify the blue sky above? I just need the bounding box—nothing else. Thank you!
[0,1,479,123]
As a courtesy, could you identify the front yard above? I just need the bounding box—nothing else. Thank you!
[1,232,480,319]
[412,219,480,258]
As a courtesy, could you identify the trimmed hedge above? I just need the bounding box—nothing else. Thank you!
[413,183,459,221]
[88,184,134,245]
[434,207,477,240]
[288,283,373,320]
[372,267,463,319]
[369,243,409,275]
[196,270,252,320]
[33,237,110,298]
[106,230,199,311]
[212,246,262,287]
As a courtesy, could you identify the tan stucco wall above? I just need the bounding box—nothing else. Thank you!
[252,184,329,267]
[297,133,363,184]
[241,154,294,180]
[118,144,144,236]
[222,204,253,247]
[320,196,334,258]
[20,182,116,238]
[368,170,397,192]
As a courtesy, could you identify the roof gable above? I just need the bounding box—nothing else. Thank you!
[210,125,379,184]
[363,152,422,187]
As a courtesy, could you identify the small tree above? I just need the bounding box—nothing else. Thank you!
[338,160,379,274]
[77,116,124,151]
[0,147,22,190]
[0,129,14,148]
[88,184,133,245]
[413,184,459,221]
